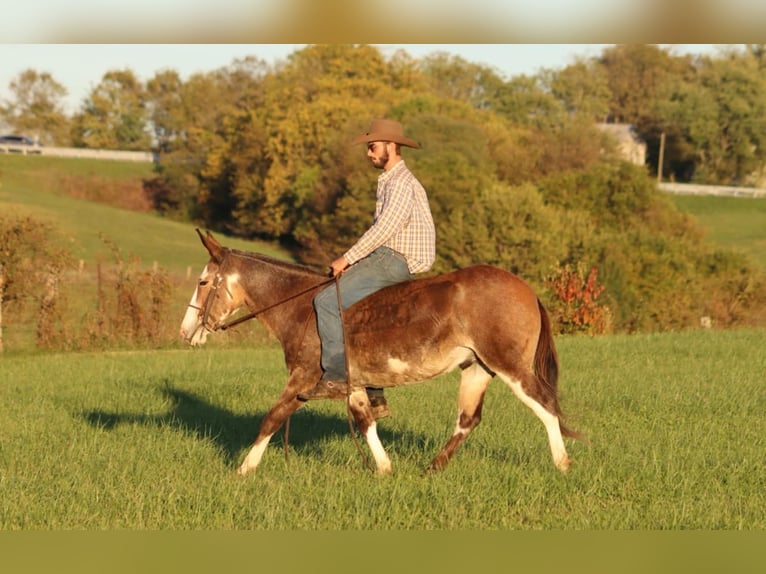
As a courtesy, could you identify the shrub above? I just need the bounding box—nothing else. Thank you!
[545,263,612,335]
[0,215,75,351]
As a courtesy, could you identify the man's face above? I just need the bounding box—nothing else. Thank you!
[366,141,389,169]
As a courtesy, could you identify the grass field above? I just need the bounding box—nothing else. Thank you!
[669,194,766,270]
[0,154,287,276]
[1,328,763,529]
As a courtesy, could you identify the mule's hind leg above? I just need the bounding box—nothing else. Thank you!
[499,372,571,472]
[429,362,493,471]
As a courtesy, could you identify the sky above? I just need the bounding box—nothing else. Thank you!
[0,44,725,116]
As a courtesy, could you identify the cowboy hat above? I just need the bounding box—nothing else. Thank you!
[351,119,420,149]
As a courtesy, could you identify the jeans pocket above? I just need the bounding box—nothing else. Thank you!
[381,249,412,282]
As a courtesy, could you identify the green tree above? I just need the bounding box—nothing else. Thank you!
[418,51,505,110]
[659,49,766,184]
[71,69,150,150]
[203,45,397,252]
[145,58,269,221]
[0,69,71,145]
[492,74,568,130]
[145,69,184,154]
[597,44,699,179]
[599,44,689,125]
[545,59,611,122]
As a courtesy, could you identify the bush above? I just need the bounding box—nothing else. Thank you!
[545,263,612,335]
[0,216,176,352]
[536,161,766,333]
[0,215,75,351]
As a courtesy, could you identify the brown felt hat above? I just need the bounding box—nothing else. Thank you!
[351,119,420,149]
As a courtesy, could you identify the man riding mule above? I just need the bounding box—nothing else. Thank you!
[180,232,582,476]
[297,119,436,420]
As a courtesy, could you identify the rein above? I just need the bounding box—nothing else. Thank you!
[335,274,375,473]
[219,276,335,331]
[195,248,335,333]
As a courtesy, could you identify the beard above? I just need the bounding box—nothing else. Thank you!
[371,150,388,169]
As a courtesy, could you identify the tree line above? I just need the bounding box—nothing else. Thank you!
[2,44,765,334]
[4,44,766,186]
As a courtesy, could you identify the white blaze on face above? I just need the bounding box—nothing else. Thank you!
[179,264,210,346]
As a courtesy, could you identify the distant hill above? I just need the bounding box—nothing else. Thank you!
[668,194,766,271]
[2,153,764,275]
[0,154,290,276]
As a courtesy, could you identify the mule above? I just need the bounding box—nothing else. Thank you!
[180,230,581,475]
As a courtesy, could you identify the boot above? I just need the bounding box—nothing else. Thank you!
[297,378,348,401]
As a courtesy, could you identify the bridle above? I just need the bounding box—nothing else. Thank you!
[186,249,232,332]
[189,248,335,333]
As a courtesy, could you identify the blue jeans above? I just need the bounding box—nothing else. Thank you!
[314,246,413,380]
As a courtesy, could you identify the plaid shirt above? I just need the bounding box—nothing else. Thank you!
[344,160,435,273]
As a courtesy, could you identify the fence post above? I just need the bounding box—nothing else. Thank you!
[37,266,60,348]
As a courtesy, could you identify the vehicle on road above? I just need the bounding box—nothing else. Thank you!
[0,135,43,154]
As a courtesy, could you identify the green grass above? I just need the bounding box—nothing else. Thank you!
[669,194,766,270]
[1,329,763,529]
[0,154,288,276]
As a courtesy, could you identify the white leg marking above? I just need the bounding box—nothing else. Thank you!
[365,423,392,474]
[501,375,571,472]
[237,434,274,476]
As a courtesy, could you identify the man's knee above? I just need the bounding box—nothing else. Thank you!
[314,286,339,316]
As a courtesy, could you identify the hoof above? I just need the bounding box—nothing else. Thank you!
[555,455,572,473]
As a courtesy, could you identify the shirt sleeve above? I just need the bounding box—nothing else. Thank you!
[343,178,414,265]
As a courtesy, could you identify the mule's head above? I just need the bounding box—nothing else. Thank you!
[179,229,247,346]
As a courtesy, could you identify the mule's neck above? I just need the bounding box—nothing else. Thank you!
[231,250,325,340]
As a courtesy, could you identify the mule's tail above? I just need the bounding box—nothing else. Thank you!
[535,299,583,441]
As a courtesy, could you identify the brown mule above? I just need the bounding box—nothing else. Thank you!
[180,230,581,475]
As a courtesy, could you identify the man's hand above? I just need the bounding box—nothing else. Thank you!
[330,256,349,277]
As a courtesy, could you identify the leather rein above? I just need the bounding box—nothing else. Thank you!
[190,248,335,333]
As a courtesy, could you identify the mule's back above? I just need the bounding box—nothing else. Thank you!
[340,265,542,385]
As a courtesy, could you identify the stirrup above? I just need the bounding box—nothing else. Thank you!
[297,379,348,401]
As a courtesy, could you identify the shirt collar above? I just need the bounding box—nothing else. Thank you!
[378,159,406,183]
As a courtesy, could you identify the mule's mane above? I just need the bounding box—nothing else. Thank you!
[228,248,325,280]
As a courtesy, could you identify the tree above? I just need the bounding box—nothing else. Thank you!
[599,44,689,125]
[545,59,611,122]
[201,45,396,249]
[492,74,568,130]
[145,69,184,154]
[146,63,267,221]
[0,69,71,145]
[597,44,699,179]
[418,51,505,110]
[71,69,150,150]
[659,49,766,184]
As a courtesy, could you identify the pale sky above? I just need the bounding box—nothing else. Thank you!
[0,44,723,116]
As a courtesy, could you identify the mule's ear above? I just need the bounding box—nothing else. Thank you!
[196,228,225,263]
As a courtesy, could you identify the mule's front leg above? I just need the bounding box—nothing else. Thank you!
[347,388,392,475]
[238,393,304,476]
